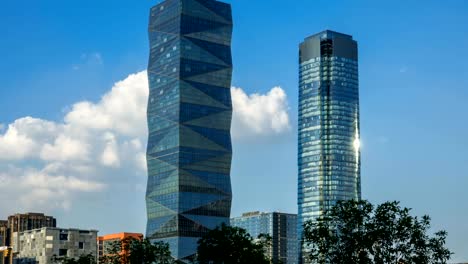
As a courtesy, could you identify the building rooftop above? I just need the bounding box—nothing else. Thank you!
[304,30,354,41]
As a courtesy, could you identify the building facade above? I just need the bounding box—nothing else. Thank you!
[7,214,56,235]
[97,232,143,261]
[1,213,57,264]
[298,30,361,259]
[0,221,8,264]
[231,212,298,264]
[146,0,233,261]
[11,228,97,264]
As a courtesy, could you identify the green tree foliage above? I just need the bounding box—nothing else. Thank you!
[303,200,452,264]
[99,237,175,264]
[196,224,271,264]
[128,239,174,264]
[51,253,96,264]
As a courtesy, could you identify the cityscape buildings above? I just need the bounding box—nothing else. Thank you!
[6,214,56,234]
[145,0,234,261]
[0,221,8,264]
[97,232,143,261]
[11,227,97,264]
[231,212,298,264]
[0,213,57,264]
[298,30,361,260]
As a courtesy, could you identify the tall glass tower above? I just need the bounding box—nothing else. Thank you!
[145,0,233,261]
[298,30,361,259]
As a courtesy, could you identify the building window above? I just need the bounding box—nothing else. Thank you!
[79,242,84,249]
[59,234,68,241]
[59,249,68,256]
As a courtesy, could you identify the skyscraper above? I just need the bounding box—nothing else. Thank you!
[298,30,361,258]
[145,0,233,261]
[231,212,298,264]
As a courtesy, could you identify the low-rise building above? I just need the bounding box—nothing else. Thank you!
[97,233,143,262]
[11,227,98,264]
[1,213,57,264]
[231,212,298,264]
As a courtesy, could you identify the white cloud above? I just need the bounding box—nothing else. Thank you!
[100,133,120,168]
[0,117,58,160]
[64,72,148,137]
[0,70,292,213]
[231,86,291,139]
[40,135,90,162]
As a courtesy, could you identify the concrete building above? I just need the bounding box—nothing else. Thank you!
[1,213,57,264]
[231,212,298,264]
[11,227,98,264]
[0,221,8,264]
[7,214,56,234]
[97,232,143,261]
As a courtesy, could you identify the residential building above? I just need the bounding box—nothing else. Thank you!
[231,212,298,264]
[145,0,233,261]
[1,213,57,264]
[0,221,7,246]
[0,221,8,264]
[11,227,98,264]
[97,232,143,261]
[298,30,361,261]
[7,214,56,234]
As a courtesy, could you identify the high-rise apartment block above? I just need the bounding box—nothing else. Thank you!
[11,228,97,264]
[7,214,56,234]
[1,213,57,264]
[146,0,234,261]
[298,30,361,259]
[231,212,298,264]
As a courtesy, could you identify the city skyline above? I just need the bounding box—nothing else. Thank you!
[1,0,468,262]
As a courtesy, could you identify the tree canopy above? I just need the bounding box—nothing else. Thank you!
[99,237,174,264]
[52,253,96,264]
[303,200,452,264]
[196,223,272,264]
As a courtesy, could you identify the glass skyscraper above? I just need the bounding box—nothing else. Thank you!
[298,30,361,259]
[231,212,298,264]
[145,0,233,261]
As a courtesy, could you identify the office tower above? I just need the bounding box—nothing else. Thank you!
[298,30,361,259]
[11,227,98,264]
[145,0,233,261]
[97,232,143,261]
[231,212,298,264]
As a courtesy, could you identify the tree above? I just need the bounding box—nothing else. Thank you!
[128,239,174,264]
[99,237,175,264]
[52,253,96,264]
[196,223,271,264]
[303,200,452,264]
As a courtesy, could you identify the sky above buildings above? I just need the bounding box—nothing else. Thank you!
[0,0,467,261]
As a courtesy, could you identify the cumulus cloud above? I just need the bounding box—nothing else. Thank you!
[231,86,291,139]
[0,72,148,212]
[100,133,120,168]
[0,70,291,213]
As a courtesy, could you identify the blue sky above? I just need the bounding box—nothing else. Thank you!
[1,0,468,261]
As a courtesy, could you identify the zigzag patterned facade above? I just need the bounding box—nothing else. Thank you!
[146,0,233,261]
